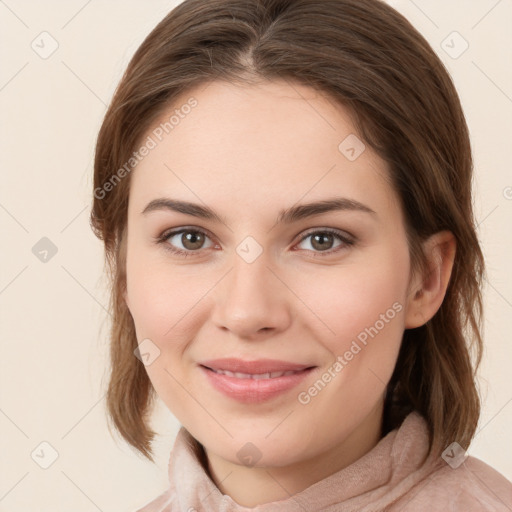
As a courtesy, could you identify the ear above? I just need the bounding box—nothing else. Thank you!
[404,231,456,329]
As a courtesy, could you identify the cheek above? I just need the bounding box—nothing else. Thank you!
[288,246,409,401]
[125,251,205,413]
[290,258,407,437]
[293,262,407,347]
[125,247,205,340]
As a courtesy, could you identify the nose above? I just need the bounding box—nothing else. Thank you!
[210,252,293,340]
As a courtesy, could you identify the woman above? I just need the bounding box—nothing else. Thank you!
[90,0,512,509]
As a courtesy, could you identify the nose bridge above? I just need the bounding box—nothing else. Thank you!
[211,244,291,336]
[230,248,273,297]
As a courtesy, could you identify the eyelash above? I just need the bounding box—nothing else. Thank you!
[155,227,355,259]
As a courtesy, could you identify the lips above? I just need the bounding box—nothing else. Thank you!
[207,368,299,379]
[199,358,317,403]
[199,357,314,376]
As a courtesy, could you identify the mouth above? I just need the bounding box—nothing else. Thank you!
[202,367,307,379]
[199,357,315,374]
[198,358,317,403]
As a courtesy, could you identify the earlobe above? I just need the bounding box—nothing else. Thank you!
[404,231,456,329]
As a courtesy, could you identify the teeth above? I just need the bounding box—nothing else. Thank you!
[252,372,271,380]
[211,369,299,379]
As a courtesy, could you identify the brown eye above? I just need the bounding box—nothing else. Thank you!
[161,228,215,255]
[181,231,205,250]
[296,229,354,256]
[310,233,335,251]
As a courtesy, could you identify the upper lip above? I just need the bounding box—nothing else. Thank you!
[200,358,314,374]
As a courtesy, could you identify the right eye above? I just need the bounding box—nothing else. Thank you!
[157,228,217,257]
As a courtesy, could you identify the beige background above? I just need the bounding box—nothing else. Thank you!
[0,0,511,510]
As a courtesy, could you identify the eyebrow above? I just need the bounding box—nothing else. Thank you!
[141,197,377,224]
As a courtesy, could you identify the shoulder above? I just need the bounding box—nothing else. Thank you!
[391,455,512,511]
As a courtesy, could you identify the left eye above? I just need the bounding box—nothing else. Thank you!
[296,230,352,253]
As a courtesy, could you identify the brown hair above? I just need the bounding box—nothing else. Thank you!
[90,0,484,462]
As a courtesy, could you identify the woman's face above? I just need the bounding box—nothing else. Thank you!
[125,79,416,470]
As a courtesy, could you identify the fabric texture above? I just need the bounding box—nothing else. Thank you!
[135,412,512,511]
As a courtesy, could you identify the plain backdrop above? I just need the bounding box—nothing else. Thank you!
[0,0,511,510]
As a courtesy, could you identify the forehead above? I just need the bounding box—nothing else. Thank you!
[128,79,397,219]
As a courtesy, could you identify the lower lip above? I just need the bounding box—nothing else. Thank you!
[200,365,315,404]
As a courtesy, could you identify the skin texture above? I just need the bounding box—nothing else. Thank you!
[124,79,456,507]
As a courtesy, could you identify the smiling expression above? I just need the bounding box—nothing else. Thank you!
[124,78,415,468]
